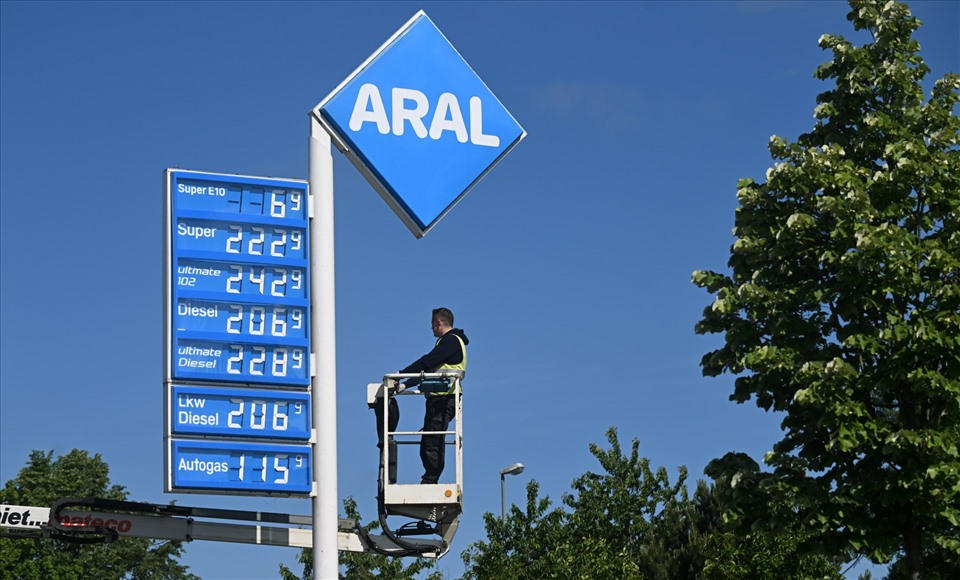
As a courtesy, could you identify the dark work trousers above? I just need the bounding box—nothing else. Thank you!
[372,397,399,484]
[420,395,456,484]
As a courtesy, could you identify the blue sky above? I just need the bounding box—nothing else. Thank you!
[1,1,957,579]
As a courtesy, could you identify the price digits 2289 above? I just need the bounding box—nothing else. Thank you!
[227,345,304,378]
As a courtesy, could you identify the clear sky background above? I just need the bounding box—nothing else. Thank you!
[1,1,957,579]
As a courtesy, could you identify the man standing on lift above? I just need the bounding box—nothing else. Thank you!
[400,307,468,484]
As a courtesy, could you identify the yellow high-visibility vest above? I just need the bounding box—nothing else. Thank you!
[429,333,466,396]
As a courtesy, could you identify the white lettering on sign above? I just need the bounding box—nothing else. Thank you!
[178,302,218,318]
[177,183,227,196]
[431,92,468,143]
[178,411,219,426]
[178,395,206,408]
[177,223,217,240]
[392,87,429,138]
[178,358,216,369]
[177,265,222,278]
[178,345,222,357]
[177,345,221,370]
[178,183,207,195]
[349,83,499,147]
[178,457,229,475]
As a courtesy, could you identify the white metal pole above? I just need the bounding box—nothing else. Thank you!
[309,117,338,579]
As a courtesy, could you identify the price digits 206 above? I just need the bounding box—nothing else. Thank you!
[227,398,305,432]
[227,305,304,338]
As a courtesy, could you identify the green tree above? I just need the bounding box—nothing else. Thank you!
[461,480,570,579]
[0,449,197,580]
[702,455,845,580]
[463,428,694,578]
[279,497,441,580]
[562,429,690,578]
[692,0,960,577]
[462,428,841,579]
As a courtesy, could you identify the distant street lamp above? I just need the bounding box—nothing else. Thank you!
[500,462,525,520]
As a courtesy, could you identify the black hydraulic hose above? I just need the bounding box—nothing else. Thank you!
[375,487,425,557]
[374,467,448,557]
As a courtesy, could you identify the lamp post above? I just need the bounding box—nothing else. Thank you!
[500,463,524,520]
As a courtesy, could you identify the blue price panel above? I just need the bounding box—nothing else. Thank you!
[166,170,310,387]
[171,385,310,440]
[170,440,312,495]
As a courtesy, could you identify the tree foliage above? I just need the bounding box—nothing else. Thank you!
[462,428,841,579]
[460,480,569,578]
[692,0,960,576]
[280,497,441,580]
[562,431,692,578]
[0,449,197,580]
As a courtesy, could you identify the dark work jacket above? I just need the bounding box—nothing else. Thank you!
[400,329,469,386]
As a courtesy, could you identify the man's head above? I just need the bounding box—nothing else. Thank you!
[431,307,454,337]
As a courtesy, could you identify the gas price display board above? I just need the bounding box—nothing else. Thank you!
[166,170,311,387]
[164,169,313,496]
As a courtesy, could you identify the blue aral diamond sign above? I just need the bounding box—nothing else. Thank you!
[312,10,526,238]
